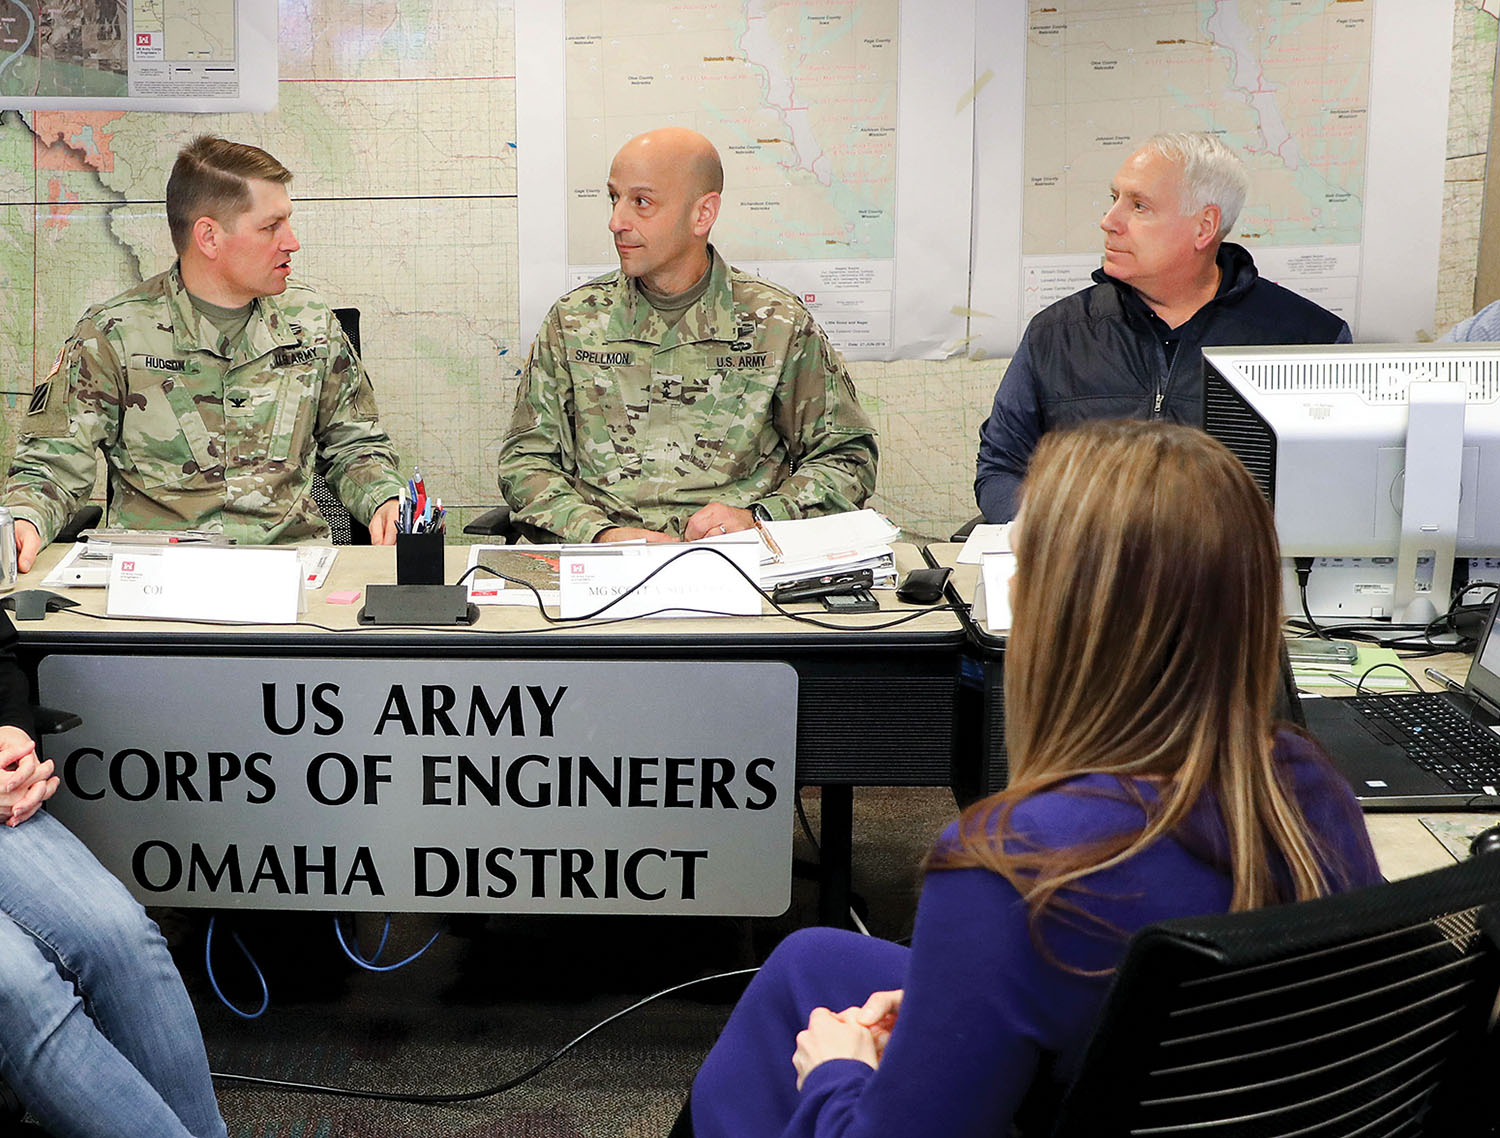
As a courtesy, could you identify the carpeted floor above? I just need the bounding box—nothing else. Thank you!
[135,785,959,1138]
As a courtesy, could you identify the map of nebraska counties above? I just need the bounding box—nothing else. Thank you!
[565,0,898,264]
[1024,0,1373,255]
[133,0,234,61]
[0,0,127,98]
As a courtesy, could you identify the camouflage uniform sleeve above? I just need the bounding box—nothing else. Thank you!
[3,318,122,545]
[496,309,617,543]
[315,319,406,525]
[763,313,879,520]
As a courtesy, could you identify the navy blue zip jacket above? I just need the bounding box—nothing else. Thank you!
[975,242,1350,522]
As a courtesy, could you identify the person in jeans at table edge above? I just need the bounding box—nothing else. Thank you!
[0,606,227,1138]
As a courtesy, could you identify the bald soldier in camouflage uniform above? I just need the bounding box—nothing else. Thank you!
[499,128,876,544]
[4,136,404,569]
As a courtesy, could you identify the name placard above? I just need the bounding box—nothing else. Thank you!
[107,546,302,623]
[559,536,762,619]
[39,656,798,915]
[975,550,1016,634]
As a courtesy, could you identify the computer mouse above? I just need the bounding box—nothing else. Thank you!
[1468,823,1500,858]
[0,589,81,621]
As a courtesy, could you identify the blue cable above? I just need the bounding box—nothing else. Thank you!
[333,915,442,972]
[205,916,270,1019]
[342,914,392,964]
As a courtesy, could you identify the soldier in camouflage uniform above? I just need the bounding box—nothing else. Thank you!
[499,128,877,544]
[4,136,405,571]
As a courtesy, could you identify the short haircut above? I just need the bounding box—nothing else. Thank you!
[166,136,292,254]
[1141,131,1250,240]
[694,147,724,197]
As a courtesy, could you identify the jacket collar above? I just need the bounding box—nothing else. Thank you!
[1092,241,1260,319]
[166,262,301,365]
[604,245,736,347]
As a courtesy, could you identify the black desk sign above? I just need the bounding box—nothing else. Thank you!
[358,584,477,625]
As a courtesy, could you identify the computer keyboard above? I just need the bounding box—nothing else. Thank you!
[1345,695,1500,793]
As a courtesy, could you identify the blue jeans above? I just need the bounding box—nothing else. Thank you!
[0,811,226,1138]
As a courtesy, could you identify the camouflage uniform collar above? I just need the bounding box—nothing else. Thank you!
[166,262,300,365]
[604,246,736,348]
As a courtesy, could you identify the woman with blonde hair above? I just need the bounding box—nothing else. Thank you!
[679,419,1381,1138]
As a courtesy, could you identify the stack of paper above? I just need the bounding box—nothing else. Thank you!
[957,523,1011,563]
[756,509,900,588]
[1291,643,1413,692]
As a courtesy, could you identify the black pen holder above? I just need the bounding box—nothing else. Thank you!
[396,530,445,586]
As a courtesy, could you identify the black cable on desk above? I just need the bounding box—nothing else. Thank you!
[1286,612,1448,652]
[1288,570,1499,655]
[1293,558,1327,640]
[47,608,356,634]
[457,544,958,632]
[1352,662,1422,694]
[45,548,956,634]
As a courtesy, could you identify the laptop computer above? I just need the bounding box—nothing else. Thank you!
[1300,600,1500,809]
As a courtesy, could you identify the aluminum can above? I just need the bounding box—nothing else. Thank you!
[0,505,16,591]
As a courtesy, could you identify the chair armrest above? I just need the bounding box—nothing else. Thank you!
[463,504,513,536]
[949,513,984,542]
[463,505,566,545]
[53,505,103,545]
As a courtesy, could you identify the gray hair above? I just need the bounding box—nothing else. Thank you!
[1139,132,1250,240]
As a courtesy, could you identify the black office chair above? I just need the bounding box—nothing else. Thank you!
[666,854,1500,1138]
[321,307,372,545]
[950,513,985,541]
[1042,853,1500,1138]
[309,471,368,545]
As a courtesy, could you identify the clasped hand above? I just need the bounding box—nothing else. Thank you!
[0,725,56,827]
[792,988,903,1091]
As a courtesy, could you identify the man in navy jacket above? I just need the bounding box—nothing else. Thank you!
[975,132,1350,522]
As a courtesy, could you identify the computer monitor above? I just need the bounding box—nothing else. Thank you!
[1201,343,1500,623]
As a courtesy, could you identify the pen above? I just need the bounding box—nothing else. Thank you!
[1424,667,1465,694]
[753,516,782,560]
